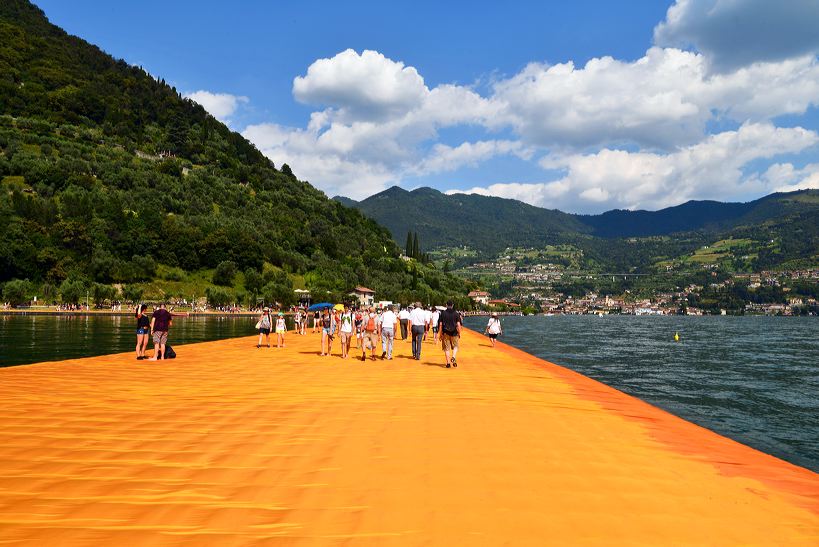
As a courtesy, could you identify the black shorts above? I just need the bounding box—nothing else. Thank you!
[259,327,270,335]
[488,333,498,339]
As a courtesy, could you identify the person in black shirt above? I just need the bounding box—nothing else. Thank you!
[135,304,150,360]
[437,300,462,368]
[149,303,173,361]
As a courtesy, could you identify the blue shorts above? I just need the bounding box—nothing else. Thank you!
[136,328,148,335]
[259,327,271,335]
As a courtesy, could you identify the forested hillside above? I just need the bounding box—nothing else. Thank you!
[0,0,469,307]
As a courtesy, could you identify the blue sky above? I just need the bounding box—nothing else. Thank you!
[33,0,819,212]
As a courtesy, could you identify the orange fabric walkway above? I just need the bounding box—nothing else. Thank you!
[0,328,817,545]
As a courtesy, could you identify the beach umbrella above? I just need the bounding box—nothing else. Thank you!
[307,302,333,311]
[435,305,447,311]
[333,303,345,311]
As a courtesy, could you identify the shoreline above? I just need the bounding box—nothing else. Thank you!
[0,308,259,317]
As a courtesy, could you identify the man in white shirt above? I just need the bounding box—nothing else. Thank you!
[398,306,410,340]
[430,307,441,343]
[380,305,397,360]
[409,302,428,360]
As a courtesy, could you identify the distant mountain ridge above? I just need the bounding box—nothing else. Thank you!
[335,186,819,244]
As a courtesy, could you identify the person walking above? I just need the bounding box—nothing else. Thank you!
[485,313,503,347]
[320,309,335,356]
[135,304,150,360]
[360,307,379,361]
[438,300,462,368]
[257,307,272,348]
[275,312,287,348]
[293,308,302,336]
[431,306,441,343]
[398,305,410,340]
[374,308,384,358]
[339,306,354,359]
[313,309,321,334]
[148,302,172,361]
[409,302,428,360]
[380,305,397,360]
[354,308,364,349]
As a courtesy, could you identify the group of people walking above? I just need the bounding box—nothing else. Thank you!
[135,300,502,367]
[256,307,288,348]
[257,301,464,368]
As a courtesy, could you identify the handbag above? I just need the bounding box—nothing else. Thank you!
[255,320,262,329]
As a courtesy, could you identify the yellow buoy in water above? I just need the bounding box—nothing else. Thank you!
[674,332,680,342]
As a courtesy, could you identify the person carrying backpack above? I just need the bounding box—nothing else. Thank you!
[437,300,462,368]
[360,307,379,361]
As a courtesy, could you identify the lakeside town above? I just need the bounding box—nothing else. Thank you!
[464,268,819,316]
[453,244,819,316]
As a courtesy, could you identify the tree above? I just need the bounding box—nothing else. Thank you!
[3,279,31,307]
[91,283,117,306]
[244,267,264,298]
[205,286,233,307]
[59,278,87,304]
[213,260,237,286]
[122,284,144,304]
[412,232,419,259]
[405,231,412,257]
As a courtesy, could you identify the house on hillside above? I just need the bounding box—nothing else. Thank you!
[351,286,375,307]
[488,299,520,309]
[468,290,491,305]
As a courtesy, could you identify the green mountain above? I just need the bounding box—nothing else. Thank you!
[0,0,469,307]
[336,187,819,271]
[337,186,591,252]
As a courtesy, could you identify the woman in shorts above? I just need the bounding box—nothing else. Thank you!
[484,312,503,347]
[135,304,150,360]
[257,307,272,348]
[275,312,287,348]
[293,308,302,335]
[339,306,354,358]
[320,309,335,356]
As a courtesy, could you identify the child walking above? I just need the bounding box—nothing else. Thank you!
[275,312,287,348]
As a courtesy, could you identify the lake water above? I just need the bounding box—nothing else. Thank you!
[2,313,816,472]
[0,313,261,367]
[464,315,818,472]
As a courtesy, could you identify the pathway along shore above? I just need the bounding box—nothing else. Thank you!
[1,329,817,544]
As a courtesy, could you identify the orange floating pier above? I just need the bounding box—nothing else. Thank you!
[1,329,817,545]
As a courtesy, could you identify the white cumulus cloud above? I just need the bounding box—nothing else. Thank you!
[184,90,249,123]
[452,123,819,213]
[752,162,819,194]
[240,24,819,211]
[491,47,819,151]
[293,49,428,121]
